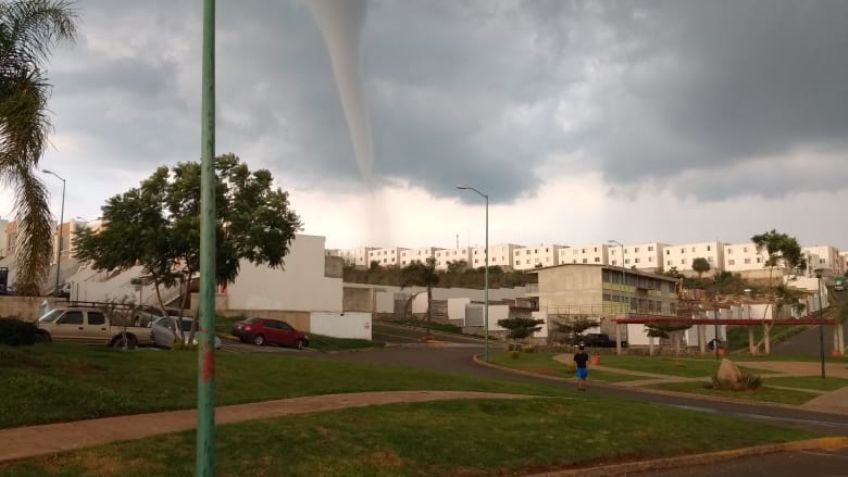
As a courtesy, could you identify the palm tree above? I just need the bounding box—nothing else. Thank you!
[400,257,439,340]
[0,0,77,295]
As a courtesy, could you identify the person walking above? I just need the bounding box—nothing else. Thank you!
[574,343,589,391]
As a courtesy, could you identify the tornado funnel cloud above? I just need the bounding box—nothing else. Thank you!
[307,0,374,187]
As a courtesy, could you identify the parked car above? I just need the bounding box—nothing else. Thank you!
[151,316,222,350]
[581,333,621,348]
[36,306,154,348]
[232,317,309,349]
[133,306,187,327]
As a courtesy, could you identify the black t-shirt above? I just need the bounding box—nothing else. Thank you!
[574,352,589,369]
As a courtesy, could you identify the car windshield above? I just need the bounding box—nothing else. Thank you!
[38,309,63,323]
[242,317,258,324]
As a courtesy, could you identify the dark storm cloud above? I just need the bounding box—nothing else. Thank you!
[46,0,848,203]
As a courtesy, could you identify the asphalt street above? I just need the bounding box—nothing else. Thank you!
[631,447,848,476]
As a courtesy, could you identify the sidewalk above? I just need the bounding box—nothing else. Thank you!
[0,390,529,464]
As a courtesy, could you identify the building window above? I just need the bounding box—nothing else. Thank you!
[594,257,600,263]
[612,260,617,265]
[625,259,630,264]
[649,256,653,262]
[680,248,685,253]
[708,257,713,262]
[648,246,654,252]
[729,259,735,265]
[666,260,671,266]
[707,245,711,251]
[756,257,762,263]
[680,259,685,264]
[582,258,588,264]
[728,249,732,254]
[691,247,696,252]
[744,258,751,264]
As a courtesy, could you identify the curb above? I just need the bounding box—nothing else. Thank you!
[521,436,848,477]
[472,355,844,414]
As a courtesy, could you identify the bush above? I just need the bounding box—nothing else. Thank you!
[0,318,39,346]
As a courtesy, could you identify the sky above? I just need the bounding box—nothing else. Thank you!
[2,0,847,251]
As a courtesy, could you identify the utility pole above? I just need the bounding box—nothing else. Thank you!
[196,0,217,475]
[816,271,826,379]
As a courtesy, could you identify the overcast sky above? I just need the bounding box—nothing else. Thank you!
[2,0,847,250]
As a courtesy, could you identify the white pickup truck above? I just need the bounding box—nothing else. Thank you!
[36,305,154,349]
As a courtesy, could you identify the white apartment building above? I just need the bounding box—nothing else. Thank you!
[663,241,725,274]
[513,244,564,271]
[435,247,473,270]
[609,242,665,272]
[472,244,522,270]
[400,247,443,267]
[327,247,376,267]
[723,243,769,272]
[559,244,608,266]
[367,247,409,267]
[0,219,9,258]
[803,246,844,275]
[841,252,848,274]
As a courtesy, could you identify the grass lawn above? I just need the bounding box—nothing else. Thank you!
[388,319,465,335]
[648,381,820,405]
[0,398,816,477]
[763,375,848,392]
[0,344,562,429]
[598,355,771,378]
[726,325,809,352]
[489,352,641,383]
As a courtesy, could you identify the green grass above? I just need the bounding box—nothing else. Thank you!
[0,398,816,477]
[763,375,848,391]
[0,344,563,429]
[649,381,821,405]
[489,352,642,383]
[598,355,771,378]
[308,334,385,351]
[389,319,465,335]
[726,325,809,352]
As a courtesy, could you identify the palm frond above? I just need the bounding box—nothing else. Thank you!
[0,0,77,63]
[10,160,52,295]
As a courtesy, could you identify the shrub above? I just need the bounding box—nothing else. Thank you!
[0,318,39,346]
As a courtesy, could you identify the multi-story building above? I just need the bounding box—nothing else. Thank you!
[326,247,376,267]
[2,220,18,258]
[367,247,409,267]
[52,219,98,263]
[608,242,665,272]
[663,241,725,275]
[472,244,522,270]
[723,243,769,272]
[841,252,848,275]
[559,244,608,266]
[400,247,443,267]
[803,246,843,275]
[530,264,678,317]
[513,244,564,271]
[435,247,473,270]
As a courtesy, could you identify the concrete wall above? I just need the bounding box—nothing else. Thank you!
[536,266,603,315]
[227,235,343,313]
[448,297,470,323]
[343,286,373,312]
[310,312,372,340]
[0,296,64,321]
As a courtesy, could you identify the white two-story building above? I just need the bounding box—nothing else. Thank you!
[513,244,564,271]
[663,241,725,275]
[559,244,608,266]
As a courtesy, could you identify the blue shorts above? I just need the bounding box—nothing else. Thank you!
[576,367,588,379]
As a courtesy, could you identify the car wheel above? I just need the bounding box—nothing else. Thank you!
[295,339,305,350]
[112,335,137,350]
[253,335,265,346]
[35,331,51,344]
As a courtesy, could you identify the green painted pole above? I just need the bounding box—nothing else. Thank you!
[196,0,216,475]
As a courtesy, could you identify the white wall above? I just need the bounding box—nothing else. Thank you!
[513,244,563,271]
[561,244,608,267]
[663,241,724,273]
[622,242,665,271]
[375,291,395,313]
[310,312,372,340]
[227,235,343,312]
[435,247,473,270]
[448,297,471,323]
[723,243,769,272]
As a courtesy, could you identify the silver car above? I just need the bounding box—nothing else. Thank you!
[151,316,222,350]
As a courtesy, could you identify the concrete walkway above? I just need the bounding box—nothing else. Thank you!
[0,390,530,464]
[803,386,848,414]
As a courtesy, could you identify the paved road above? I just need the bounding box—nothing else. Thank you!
[773,288,844,356]
[329,346,848,435]
[633,447,848,476]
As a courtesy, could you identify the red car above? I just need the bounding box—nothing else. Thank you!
[232,317,309,349]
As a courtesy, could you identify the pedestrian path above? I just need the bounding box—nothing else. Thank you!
[0,390,530,464]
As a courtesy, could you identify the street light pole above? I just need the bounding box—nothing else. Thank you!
[43,170,65,295]
[196,0,217,475]
[816,272,826,379]
[457,185,489,361]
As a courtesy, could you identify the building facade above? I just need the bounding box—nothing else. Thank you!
[513,244,563,271]
[663,241,725,275]
[530,264,678,317]
[326,247,377,267]
[723,243,770,272]
[472,243,522,270]
[613,242,666,272]
[435,247,473,270]
[400,247,443,267]
[559,244,608,266]
[803,246,844,275]
[367,247,409,267]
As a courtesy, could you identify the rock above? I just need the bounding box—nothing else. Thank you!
[716,358,743,386]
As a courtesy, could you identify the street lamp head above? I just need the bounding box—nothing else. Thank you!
[42,169,53,174]
[456,185,470,190]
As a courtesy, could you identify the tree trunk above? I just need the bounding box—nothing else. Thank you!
[426,285,432,340]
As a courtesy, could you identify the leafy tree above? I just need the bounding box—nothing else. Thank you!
[498,317,544,341]
[553,315,598,344]
[0,0,77,295]
[400,257,439,339]
[74,154,301,338]
[692,257,711,278]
